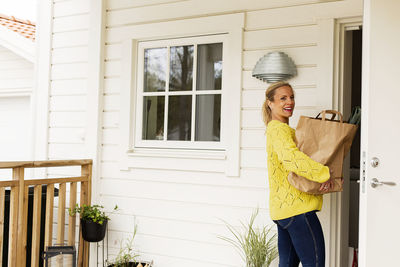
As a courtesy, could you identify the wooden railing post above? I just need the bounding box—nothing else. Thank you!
[9,167,23,266]
[0,187,5,266]
[44,183,55,261]
[68,182,77,246]
[31,185,42,267]
[17,185,29,267]
[57,183,66,245]
[57,183,66,266]
[78,163,92,267]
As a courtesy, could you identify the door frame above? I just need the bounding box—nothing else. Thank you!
[331,16,363,267]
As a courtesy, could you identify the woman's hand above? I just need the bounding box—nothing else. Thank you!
[319,169,334,192]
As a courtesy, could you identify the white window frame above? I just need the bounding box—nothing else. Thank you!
[119,13,244,176]
[135,35,227,150]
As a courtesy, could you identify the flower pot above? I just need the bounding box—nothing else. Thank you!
[107,262,152,267]
[81,218,107,242]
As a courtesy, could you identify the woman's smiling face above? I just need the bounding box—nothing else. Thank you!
[268,85,295,123]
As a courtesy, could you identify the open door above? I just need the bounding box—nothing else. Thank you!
[359,0,400,266]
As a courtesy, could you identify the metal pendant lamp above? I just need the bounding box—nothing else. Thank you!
[252,51,297,83]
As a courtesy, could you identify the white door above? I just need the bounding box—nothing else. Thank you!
[0,96,31,178]
[359,0,400,266]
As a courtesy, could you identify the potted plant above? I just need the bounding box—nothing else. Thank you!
[219,209,278,267]
[106,223,153,267]
[69,204,118,242]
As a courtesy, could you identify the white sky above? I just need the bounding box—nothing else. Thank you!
[0,0,37,22]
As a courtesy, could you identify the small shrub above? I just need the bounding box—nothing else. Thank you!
[219,209,278,267]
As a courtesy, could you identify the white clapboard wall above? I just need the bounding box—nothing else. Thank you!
[43,0,363,266]
[0,45,33,179]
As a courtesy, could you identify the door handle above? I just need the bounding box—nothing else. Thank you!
[370,178,396,188]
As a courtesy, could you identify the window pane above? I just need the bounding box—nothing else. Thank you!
[144,48,167,92]
[195,94,221,141]
[142,96,165,140]
[196,43,222,91]
[169,45,194,91]
[167,95,192,140]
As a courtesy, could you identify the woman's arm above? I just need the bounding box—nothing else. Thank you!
[268,124,330,183]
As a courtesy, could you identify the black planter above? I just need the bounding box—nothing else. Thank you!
[81,218,107,242]
[108,263,149,267]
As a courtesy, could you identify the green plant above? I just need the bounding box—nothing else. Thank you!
[107,223,141,267]
[219,209,278,267]
[69,204,118,225]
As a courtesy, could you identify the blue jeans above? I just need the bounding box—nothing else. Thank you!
[274,211,325,267]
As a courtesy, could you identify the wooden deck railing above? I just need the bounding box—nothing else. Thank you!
[0,159,92,267]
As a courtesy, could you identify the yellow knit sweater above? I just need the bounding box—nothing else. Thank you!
[266,120,330,220]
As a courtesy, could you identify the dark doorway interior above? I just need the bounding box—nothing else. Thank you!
[348,28,362,251]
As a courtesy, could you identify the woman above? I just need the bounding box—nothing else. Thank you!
[263,81,333,267]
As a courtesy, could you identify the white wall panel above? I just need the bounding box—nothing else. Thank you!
[104,60,121,77]
[107,212,271,247]
[48,143,86,158]
[100,177,267,209]
[104,43,122,60]
[246,0,362,30]
[52,46,88,64]
[53,14,90,33]
[241,109,264,129]
[106,0,188,11]
[0,96,31,161]
[0,68,33,79]
[51,63,88,80]
[0,59,32,70]
[49,111,86,127]
[103,94,120,111]
[106,0,338,27]
[241,129,266,149]
[52,31,89,48]
[244,25,318,50]
[100,162,268,189]
[102,111,119,128]
[103,77,120,94]
[53,0,90,17]
[240,149,267,169]
[49,95,87,111]
[102,128,119,145]
[49,127,86,143]
[0,48,20,61]
[51,79,87,95]
[0,47,34,96]
[0,78,33,90]
[47,0,90,166]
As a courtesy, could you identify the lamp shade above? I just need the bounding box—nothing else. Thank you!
[252,51,297,83]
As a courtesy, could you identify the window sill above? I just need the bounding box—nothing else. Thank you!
[126,147,226,160]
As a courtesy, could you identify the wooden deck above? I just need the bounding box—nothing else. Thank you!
[0,159,92,267]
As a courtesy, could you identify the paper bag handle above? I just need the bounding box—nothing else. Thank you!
[316,110,343,123]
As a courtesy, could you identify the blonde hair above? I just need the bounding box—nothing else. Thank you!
[262,81,293,126]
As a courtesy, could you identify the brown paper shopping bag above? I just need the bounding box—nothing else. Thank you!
[288,110,358,194]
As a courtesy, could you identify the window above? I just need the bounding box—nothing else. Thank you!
[135,35,226,149]
[119,13,244,176]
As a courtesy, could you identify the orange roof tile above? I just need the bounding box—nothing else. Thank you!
[0,14,35,41]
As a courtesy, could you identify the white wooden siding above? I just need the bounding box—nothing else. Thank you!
[0,46,33,93]
[42,0,364,266]
[0,46,33,179]
[46,0,90,165]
